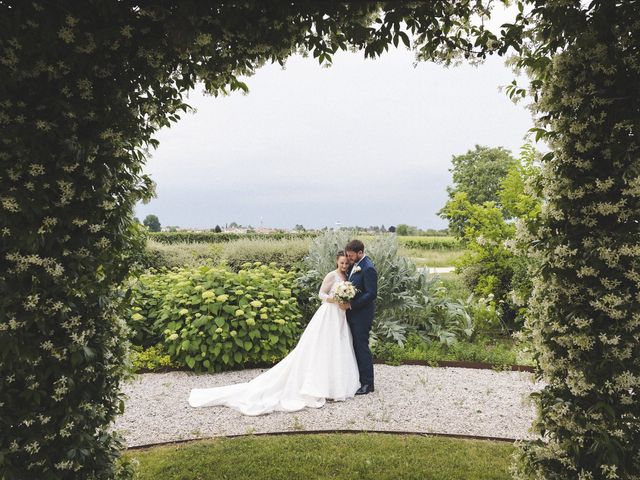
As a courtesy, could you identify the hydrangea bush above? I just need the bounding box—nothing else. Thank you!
[130,264,303,372]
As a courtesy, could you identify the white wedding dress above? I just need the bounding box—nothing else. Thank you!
[188,270,361,416]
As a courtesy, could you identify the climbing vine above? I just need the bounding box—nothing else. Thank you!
[1,1,638,479]
[0,2,501,478]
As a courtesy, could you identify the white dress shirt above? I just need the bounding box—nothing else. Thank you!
[349,254,367,279]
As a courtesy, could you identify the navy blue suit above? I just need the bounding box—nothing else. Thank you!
[346,256,377,387]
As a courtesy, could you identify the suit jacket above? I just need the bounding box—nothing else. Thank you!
[347,256,377,319]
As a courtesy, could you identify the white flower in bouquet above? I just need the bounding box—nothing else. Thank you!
[333,281,357,303]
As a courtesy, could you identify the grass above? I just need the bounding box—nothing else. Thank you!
[220,237,310,270]
[146,235,465,270]
[126,433,515,480]
[402,248,466,267]
[146,240,224,269]
[144,237,310,270]
[397,235,458,243]
[395,236,466,268]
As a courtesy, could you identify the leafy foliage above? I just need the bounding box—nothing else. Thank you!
[405,282,474,346]
[399,236,461,251]
[130,345,176,373]
[439,145,518,237]
[143,240,224,270]
[507,2,640,478]
[129,264,302,372]
[220,238,310,272]
[372,333,527,368]
[299,231,474,346]
[366,234,436,325]
[441,145,542,332]
[141,237,310,271]
[143,214,161,232]
[149,231,317,244]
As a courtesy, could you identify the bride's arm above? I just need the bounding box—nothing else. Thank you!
[318,272,336,303]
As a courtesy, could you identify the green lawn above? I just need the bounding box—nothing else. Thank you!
[127,433,515,480]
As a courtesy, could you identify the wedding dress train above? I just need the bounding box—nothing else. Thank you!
[188,271,360,416]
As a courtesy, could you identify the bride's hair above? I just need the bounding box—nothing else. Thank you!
[336,250,346,259]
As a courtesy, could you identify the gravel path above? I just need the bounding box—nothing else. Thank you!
[114,365,542,447]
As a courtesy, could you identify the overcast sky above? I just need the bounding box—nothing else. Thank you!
[135,44,534,230]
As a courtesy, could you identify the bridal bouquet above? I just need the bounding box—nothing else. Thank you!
[333,281,357,303]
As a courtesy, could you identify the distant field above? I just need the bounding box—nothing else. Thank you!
[148,231,316,244]
[403,249,466,268]
[148,232,465,268]
[398,236,460,250]
[395,236,465,268]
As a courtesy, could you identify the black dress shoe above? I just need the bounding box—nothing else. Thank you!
[355,384,374,395]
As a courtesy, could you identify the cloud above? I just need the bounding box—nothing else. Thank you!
[136,47,532,229]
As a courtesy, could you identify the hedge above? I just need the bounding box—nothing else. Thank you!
[129,263,303,372]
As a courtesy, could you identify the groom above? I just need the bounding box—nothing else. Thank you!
[340,239,377,395]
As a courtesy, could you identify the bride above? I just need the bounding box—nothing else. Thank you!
[188,251,361,416]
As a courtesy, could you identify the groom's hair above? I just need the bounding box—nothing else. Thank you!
[345,240,365,253]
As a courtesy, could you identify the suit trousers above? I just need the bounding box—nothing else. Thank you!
[347,309,374,386]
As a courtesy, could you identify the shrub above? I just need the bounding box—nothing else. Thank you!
[298,231,474,346]
[404,281,473,346]
[141,238,310,271]
[149,231,317,244]
[221,238,310,271]
[440,145,542,332]
[399,236,461,250]
[367,234,434,319]
[128,270,178,348]
[372,333,525,367]
[130,345,177,372]
[143,240,223,270]
[128,264,303,372]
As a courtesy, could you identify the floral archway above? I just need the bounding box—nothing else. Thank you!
[1,1,638,478]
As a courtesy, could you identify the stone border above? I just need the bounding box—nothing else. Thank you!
[373,359,535,373]
[137,359,535,375]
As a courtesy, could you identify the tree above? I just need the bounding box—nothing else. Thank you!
[294,224,306,232]
[214,225,222,233]
[439,146,517,237]
[395,224,418,236]
[448,145,517,205]
[446,144,542,331]
[143,214,161,232]
[388,226,397,233]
